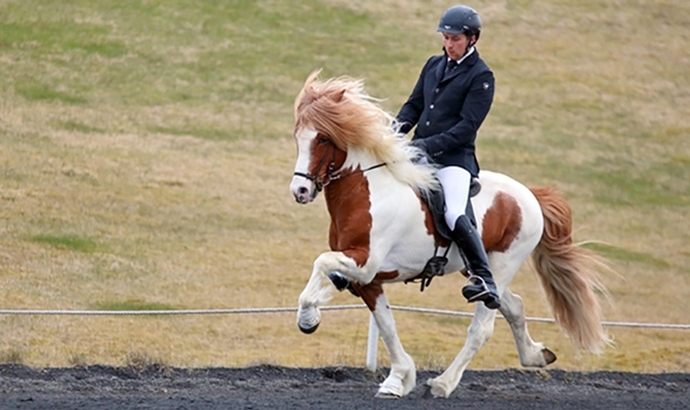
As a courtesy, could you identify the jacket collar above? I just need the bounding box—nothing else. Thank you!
[436,49,480,84]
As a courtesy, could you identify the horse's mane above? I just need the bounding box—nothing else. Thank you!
[294,70,438,195]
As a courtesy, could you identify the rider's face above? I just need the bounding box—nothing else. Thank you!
[442,32,473,60]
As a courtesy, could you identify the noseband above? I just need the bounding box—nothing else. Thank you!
[293,140,386,193]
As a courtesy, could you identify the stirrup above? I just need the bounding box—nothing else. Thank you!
[462,275,500,309]
[462,275,490,301]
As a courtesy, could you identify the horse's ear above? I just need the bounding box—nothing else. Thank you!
[332,89,346,103]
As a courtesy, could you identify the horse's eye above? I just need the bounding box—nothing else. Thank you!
[317,136,329,145]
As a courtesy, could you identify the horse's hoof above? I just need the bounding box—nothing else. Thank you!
[298,323,319,334]
[375,388,401,399]
[542,347,557,365]
[376,381,405,399]
[426,378,451,398]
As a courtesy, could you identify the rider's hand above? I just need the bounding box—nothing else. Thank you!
[409,138,428,153]
[409,139,430,164]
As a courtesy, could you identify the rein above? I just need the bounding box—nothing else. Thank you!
[293,143,386,193]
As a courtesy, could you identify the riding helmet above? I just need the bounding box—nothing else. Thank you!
[437,5,482,39]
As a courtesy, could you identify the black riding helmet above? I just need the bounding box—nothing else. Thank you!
[437,5,482,40]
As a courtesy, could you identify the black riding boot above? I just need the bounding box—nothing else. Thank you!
[452,215,501,310]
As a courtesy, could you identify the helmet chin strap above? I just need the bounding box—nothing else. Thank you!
[465,34,477,54]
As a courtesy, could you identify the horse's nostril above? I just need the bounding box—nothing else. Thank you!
[298,187,309,195]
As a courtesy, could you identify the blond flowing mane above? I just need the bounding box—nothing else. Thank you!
[294,70,438,194]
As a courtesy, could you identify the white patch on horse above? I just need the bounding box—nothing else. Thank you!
[289,127,319,203]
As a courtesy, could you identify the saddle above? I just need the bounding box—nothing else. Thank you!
[404,177,481,291]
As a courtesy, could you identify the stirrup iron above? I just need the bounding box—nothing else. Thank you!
[462,275,490,302]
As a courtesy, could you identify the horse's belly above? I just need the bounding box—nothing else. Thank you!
[378,242,466,283]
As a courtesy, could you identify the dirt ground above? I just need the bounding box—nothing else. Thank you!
[0,364,688,410]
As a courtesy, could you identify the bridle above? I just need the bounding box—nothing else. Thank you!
[293,139,386,194]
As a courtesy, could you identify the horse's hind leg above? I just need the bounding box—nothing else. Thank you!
[500,288,557,367]
[427,304,496,398]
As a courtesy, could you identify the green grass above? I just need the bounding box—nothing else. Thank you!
[16,85,87,104]
[148,126,237,142]
[93,300,179,311]
[0,0,688,371]
[582,243,670,269]
[29,234,99,253]
[57,121,105,134]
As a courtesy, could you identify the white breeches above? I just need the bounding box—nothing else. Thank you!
[435,166,471,229]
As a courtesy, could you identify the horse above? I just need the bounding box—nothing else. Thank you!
[289,71,610,398]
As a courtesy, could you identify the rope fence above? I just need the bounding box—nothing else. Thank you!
[3,303,687,371]
[1,304,688,329]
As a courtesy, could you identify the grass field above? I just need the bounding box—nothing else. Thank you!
[1,0,689,372]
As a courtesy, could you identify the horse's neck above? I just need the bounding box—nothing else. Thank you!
[324,166,414,222]
[326,150,382,214]
[324,172,371,219]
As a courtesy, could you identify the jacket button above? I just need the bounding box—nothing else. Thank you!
[435,88,440,93]
[430,104,435,109]
[425,121,430,126]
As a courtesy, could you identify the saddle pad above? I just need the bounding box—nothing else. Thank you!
[421,177,480,241]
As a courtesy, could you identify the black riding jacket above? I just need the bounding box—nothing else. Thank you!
[395,50,494,177]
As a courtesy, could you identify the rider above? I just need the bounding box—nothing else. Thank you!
[395,5,500,309]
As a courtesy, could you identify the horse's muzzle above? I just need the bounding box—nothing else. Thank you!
[290,177,317,204]
[293,186,312,204]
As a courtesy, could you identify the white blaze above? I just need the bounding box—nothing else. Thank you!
[290,127,319,200]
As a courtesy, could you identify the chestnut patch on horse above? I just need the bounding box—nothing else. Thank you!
[326,170,372,268]
[375,271,400,282]
[419,198,435,236]
[482,191,523,253]
[419,197,452,248]
[352,271,399,311]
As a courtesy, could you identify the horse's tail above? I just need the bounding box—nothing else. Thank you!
[529,186,611,353]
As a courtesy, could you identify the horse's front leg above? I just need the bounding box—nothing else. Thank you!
[296,264,332,334]
[353,282,416,398]
[297,250,374,333]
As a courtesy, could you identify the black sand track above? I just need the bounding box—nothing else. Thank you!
[1,364,688,410]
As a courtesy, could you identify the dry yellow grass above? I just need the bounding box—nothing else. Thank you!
[1,131,687,371]
[1,0,688,372]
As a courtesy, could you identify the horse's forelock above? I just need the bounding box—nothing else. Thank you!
[295,75,361,150]
[295,73,405,161]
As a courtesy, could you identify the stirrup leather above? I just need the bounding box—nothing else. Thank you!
[462,275,491,302]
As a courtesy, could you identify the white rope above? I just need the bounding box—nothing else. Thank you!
[388,305,690,329]
[0,305,363,316]
[0,304,688,329]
